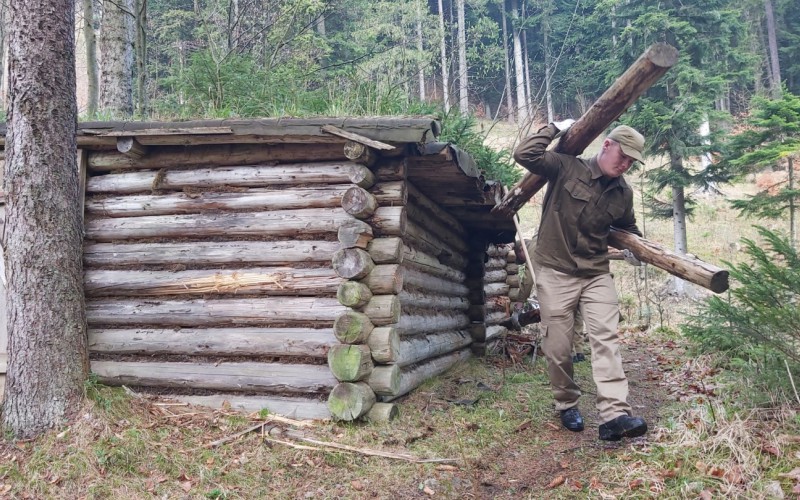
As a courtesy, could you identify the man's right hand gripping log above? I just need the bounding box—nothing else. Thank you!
[513,119,648,442]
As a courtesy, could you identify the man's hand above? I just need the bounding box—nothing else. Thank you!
[622,249,643,266]
[552,119,576,139]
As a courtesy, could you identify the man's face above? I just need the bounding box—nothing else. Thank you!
[598,139,635,178]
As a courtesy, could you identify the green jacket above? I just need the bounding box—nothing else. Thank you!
[513,124,641,277]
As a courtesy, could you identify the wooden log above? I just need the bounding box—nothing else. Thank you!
[333,311,374,344]
[372,159,407,181]
[85,267,343,297]
[87,162,376,194]
[405,200,468,253]
[327,344,374,382]
[508,288,521,302]
[371,348,472,398]
[84,240,340,268]
[88,142,348,171]
[506,274,520,288]
[327,382,376,421]
[360,264,404,295]
[506,250,517,263]
[338,219,373,249]
[505,263,519,273]
[468,305,486,322]
[116,137,148,159]
[367,327,400,363]
[486,325,508,342]
[372,330,472,367]
[343,140,378,167]
[486,244,510,257]
[370,181,407,206]
[86,208,352,242]
[398,290,469,311]
[169,394,331,420]
[493,43,679,217]
[486,296,511,315]
[85,186,349,217]
[87,297,346,327]
[403,267,469,297]
[332,248,375,279]
[609,229,729,293]
[365,402,399,422]
[405,221,467,269]
[91,360,337,394]
[486,311,509,325]
[367,237,404,264]
[406,181,467,236]
[363,295,401,326]
[337,282,373,308]
[485,257,506,270]
[341,186,378,219]
[88,327,336,357]
[395,311,470,336]
[484,282,510,297]
[321,125,396,151]
[484,269,508,283]
[368,206,406,235]
[468,323,486,342]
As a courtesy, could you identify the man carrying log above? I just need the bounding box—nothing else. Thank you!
[513,119,647,441]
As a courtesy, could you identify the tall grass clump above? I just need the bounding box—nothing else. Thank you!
[438,112,522,187]
[682,226,800,400]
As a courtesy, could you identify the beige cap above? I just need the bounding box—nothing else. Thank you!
[607,125,645,163]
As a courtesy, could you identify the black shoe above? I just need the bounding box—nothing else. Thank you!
[572,352,586,363]
[598,414,647,441]
[560,408,585,432]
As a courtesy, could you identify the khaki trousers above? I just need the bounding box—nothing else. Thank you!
[534,263,631,421]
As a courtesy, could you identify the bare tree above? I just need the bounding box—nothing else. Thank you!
[437,0,450,113]
[2,0,87,438]
[764,0,782,98]
[416,0,425,101]
[510,0,527,124]
[500,0,514,122]
[456,0,468,113]
[82,0,99,116]
[99,0,135,117]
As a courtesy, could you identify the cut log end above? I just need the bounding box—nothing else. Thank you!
[333,310,374,344]
[646,43,680,68]
[328,344,374,382]
[710,271,730,294]
[365,402,400,422]
[327,382,376,421]
[337,281,373,308]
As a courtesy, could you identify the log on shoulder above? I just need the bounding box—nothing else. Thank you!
[609,229,729,293]
[492,43,679,218]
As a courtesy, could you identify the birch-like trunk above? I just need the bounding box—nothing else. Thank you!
[2,0,87,438]
[670,150,688,295]
[500,0,514,123]
[790,156,796,249]
[764,0,782,98]
[98,0,135,117]
[456,0,468,114]
[82,0,99,116]
[542,12,554,122]
[416,0,425,101]
[437,0,450,113]
[510,0,527,124]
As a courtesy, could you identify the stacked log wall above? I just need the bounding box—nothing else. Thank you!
[328,155,473,420]
[82,147,376,420]
[483,243,515,343]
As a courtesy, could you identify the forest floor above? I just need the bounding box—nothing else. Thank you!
[1,320,798,499]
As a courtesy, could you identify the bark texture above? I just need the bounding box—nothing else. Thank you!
[2,0,87,438]
[98,0,135,117]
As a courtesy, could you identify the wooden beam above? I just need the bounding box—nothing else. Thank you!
[492,43,679,217]
[116,137,149,159]
[321,125,395,151]
[169,393,331,420]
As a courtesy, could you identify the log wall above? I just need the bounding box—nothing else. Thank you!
[327,154,474,420]
[83,148,367,420]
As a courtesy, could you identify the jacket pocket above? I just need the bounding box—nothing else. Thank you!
[564,178,592,203]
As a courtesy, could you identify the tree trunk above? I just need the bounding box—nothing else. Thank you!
[500,0,515,123]
[98,0,135,117]
[456,0,468,113]
[790,156,796,249]
[82,0,99,116]
[2,0,87,438]
[764,0,782,98]
[510,0,527,124]
[135,0,147,116]
[542,6,554,122]
[670,149,688,295]
[416,0,426,102]
[437,0,450,113]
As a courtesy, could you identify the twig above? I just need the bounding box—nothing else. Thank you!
[263,436,323,452]
[784,359,800,406]
[206,422,266,448]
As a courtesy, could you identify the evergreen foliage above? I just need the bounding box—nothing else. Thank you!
[682,227,800,393]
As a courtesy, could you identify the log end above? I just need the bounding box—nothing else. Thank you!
[327,382,376,421]
[710,270,730,294]
[645,43,679,68]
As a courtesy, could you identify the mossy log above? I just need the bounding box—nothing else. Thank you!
[365,402,399,422]
[369,348,472,398]
[336,282,373,308]
[327,344,374,382]
[332,248,375,279]
[327,382,376,421]
[333,310,374,344]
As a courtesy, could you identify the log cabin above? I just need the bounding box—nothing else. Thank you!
[0,117,520,421]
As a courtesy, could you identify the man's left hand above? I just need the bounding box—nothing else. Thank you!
[622,249,643,266]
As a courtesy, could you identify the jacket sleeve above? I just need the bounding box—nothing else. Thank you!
[512,124,567,180]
